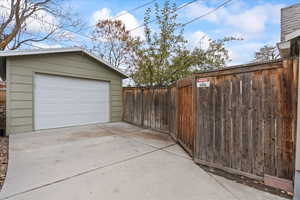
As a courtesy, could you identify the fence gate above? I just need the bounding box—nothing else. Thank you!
[194,59,298,191]
[177,78,195,155]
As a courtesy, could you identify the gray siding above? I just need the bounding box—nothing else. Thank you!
[281,3,300,41]
[6,52,123,134]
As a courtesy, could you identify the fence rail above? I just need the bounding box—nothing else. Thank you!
[122,58,298,192]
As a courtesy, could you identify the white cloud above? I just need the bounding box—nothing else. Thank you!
[25,10,58,33]
[91,8,111,25]
[91,8,144,38]
[0,0,10,18]
[115,11,144,38]
[184,3,220,23]
[184,2,285,38]
[225,4,284,35]
[30,42,62,49]
[226,42,265,65]
[188,31,210,49]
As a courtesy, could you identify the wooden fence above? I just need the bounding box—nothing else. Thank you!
[194,59,298,190]
[123,87,176,134]
[122,58,298,192]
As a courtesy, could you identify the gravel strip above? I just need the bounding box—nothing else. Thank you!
[0,136,8,191]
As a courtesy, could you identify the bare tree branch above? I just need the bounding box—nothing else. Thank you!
[0,0,15,34]
[90,19,141,69]
[0,0,82,50]
[10,28,56,49]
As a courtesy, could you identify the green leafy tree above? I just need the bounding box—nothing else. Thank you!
[129,0,239,87]
[254,45,280,63]
[130,1,190,86]
[191,37,240,72]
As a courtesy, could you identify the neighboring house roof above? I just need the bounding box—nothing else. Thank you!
[0,47,128,78]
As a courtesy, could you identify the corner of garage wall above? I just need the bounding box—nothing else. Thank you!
[5,58,11,136]
[110,78,123,122]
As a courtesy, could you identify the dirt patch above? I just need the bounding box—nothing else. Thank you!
[199,164,293,199]
[0,136,8,191]
[135,130,171,142]
[61,131,114,142]
[102,125,143,135]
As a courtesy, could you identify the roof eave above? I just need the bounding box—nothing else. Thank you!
[0,47,128,78]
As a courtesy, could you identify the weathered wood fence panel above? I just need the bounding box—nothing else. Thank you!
[122,59,298,191]
[177,78,195,155]
[123,87,174,133]
[194,59,298,186]
[122,88,143,126]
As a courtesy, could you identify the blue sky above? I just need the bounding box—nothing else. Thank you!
[18,0,300,65]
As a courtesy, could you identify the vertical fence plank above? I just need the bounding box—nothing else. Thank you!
[208,78,215,163]
[223,78,231,168]
[214,77,222,165]
[231,75,242,171]
[252,71,264,176]
[263,70,277,176]
[241,73,252,173]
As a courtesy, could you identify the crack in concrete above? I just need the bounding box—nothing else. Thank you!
[119,135,192,160]
[205,172,241,200]
[99,125,192,161]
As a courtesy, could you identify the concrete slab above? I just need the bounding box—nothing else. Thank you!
[0,122,289,200]
[2,151,237,200]
[0,123,158,199]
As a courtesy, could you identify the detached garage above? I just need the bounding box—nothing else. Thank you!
[0,48,128,135]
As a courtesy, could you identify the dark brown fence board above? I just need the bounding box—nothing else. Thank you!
[177,78,194,155]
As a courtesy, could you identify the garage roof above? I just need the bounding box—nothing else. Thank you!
[0,47,128,78]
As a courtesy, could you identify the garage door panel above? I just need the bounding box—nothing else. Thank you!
[35,74,110,130]
[37,104,109,113]
[36,113,109,130]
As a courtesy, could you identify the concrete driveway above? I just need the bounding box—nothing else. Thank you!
[0,122,287,200]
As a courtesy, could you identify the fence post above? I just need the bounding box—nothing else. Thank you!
[176,80,179,141]
[141,88,144,127]
[192,75,197,157]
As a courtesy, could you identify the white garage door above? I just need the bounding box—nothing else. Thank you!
[34,74,110,130]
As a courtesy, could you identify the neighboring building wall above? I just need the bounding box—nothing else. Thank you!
[281,3,300,41]
[6,52,123,135]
